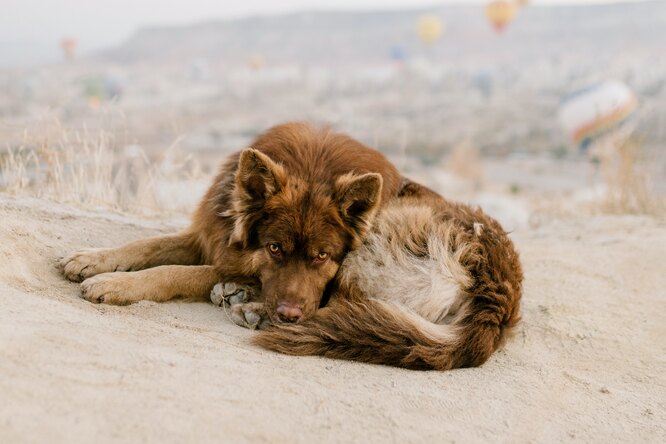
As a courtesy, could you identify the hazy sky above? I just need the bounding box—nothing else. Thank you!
[0,0,649,66]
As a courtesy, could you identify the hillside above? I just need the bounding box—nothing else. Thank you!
[98,1,666,69]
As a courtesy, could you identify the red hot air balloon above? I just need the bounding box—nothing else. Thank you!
[61,38,78,62]
[485,1,517,34]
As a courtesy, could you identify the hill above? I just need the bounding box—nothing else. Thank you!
[98,1,666,69]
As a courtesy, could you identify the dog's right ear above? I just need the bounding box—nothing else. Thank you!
[227,149,286,247]
[235,148,286,203]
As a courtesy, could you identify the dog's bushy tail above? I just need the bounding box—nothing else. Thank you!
[253,296,512,370]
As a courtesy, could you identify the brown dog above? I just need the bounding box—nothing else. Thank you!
[61,122,402,325]
[61,122,523,370]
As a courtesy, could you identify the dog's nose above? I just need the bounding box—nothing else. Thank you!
[276,303,303,323]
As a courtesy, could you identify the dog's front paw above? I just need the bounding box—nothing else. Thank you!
[61,248,123,282]
[80,272,146,305]
[210,282,250,307]
[229,302,271,330]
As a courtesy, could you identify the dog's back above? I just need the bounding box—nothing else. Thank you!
[249,123,403,204]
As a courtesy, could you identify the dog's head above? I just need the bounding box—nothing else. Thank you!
[227,148,382,323]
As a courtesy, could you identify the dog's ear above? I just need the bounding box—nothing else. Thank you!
[334,172,383,243]
[228,149,286,246]
[235,148,286,203]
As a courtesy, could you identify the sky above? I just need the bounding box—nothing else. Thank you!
[0,0,650,67]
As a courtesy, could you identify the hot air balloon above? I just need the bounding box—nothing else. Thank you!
[558,81,638,153]
[417,15,443,45]
[515,0,530,8]
[61,37,78,61]
[485,1,517,34]
[247,54,265,71]
[389,45,406,64]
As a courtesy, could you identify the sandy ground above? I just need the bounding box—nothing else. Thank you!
[0,195,665,444]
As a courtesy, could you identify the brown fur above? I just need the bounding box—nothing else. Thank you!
[253,181,523,370]
[61,123,523,370]
[61,122,402,322]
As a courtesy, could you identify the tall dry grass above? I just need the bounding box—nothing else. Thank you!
[0,121,206,216]
[2,118,663,220]
[596,136,665,216]
[447,141,484,192]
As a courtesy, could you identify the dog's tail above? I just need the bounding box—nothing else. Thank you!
[253,295,514,370]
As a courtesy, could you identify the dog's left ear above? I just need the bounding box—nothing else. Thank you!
[334,172,383,243]
[228,148,286,246]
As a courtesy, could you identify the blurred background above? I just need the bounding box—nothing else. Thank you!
[1,0,664,227]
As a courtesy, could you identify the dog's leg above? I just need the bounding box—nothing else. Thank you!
[80,265,219,305]
[61,232,201,282]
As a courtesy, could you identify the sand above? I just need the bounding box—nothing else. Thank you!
[0,195,665,443]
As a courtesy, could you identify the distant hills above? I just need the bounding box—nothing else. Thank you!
[97,1,666,69]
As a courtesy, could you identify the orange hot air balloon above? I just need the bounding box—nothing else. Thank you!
[61,37,78,61]
[247,54,265,71]
[485,1,517,34]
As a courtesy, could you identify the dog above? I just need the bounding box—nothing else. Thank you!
[61,122,402,325]
[61,122,523,370]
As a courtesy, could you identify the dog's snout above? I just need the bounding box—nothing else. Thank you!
[276,302,303,323]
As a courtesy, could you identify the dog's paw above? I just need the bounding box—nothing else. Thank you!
[80,272,145,305]
[229,302,271,330]
[61,248,124,282]
[210,282,250,307]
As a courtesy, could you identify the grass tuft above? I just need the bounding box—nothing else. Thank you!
[1,121,206,216]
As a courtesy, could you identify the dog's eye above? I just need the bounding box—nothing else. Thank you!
[267,243,281,256]
[313,252,329,264]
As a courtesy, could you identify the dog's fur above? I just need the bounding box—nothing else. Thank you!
[62,122,402,324]
[254,182,523,370]
[61,122,523,370]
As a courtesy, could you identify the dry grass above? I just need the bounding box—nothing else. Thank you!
[1,117,663,221]
[527,136,666,222]
[596,136,666,216]
[0,120,206,216]
[446,141,484,191]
